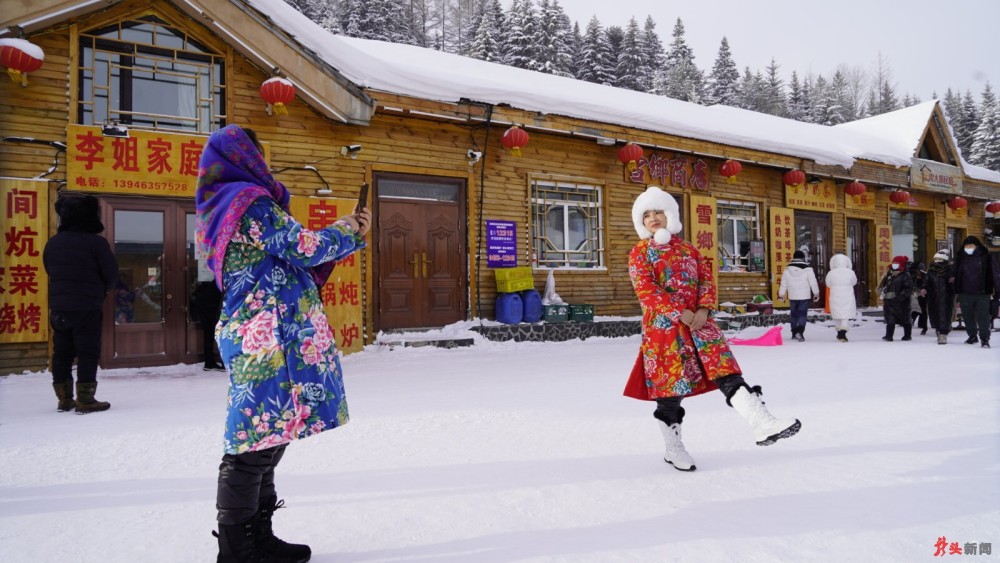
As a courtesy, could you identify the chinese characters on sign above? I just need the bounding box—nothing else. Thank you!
[784,180,838,212]
[688,195,718,308]
[288,196,363,355]
[911,158,963,194]
[628,152,709,191]
[933,536,991,556]
[486,220,517,268]
[0,179,48,343]
[875,224,892,304]
[768,207,795,308]
[843,190,876,211]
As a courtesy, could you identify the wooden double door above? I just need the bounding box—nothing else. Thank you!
[847,218,872,307]
[100,197,202,368]
[375,173,467,330]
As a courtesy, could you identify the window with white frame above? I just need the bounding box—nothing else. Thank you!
[531,180,604,269]
[717,199,761,272]
[78,15,226,133]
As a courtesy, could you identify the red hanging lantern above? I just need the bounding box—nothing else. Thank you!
[616,142,644,171]
[947,196,968,210]
[986,201,1000,214]
[501,126,530,157]
[844,180,867,196]
[889,190,911,205]
[0,38,45,86]
[783,169,806,187]
[719,159,742,184]
[259,77,295,116]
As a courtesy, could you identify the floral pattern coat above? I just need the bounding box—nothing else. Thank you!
[624,237,742,400]
[217,198,364,454]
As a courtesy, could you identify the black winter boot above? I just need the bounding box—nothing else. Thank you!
[75,382,110,413]
[836,330,848,342]
[901,324,912,341]
[53,382,74,412]
[256,496,311,562]
[215,518,259,563]
[882,324,895,342]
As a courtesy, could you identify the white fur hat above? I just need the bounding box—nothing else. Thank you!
[632,186,682,244]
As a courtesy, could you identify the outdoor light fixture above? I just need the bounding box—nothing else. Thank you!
[595,137,616,146]
[340,144,362,158]
[467,149,482,164]
[806,175,823,185]
[101,121,129,138]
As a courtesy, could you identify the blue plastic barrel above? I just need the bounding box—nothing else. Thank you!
[521,289,542,323]
[495,292,524,324]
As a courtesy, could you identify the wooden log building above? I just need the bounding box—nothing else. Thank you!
[2,0,999,374]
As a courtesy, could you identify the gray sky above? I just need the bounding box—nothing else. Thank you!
[556,0,997,100]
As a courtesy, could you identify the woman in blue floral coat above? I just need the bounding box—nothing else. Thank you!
[196,125,369,563]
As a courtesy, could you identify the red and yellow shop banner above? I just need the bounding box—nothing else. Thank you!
[0,179,48,343]
[875,224,892,303]
[288,196,363,355]
[843,190,876,211]
[688,194,718,308]
[768,207,795,308]
[785,180,838,212]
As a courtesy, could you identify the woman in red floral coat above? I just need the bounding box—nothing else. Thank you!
[625,186,801,472]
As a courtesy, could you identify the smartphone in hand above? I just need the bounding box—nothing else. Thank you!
[355,182,369,214]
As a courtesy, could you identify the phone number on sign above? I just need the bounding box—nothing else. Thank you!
[114,179,190,191]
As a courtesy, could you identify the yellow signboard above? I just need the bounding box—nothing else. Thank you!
[687,194,718,308]
[0,179,49,343]
[843,190,876,211]
[288,196,364,354]
[785,180,838,212]
[768,207,795,308]
[875,224,892,304]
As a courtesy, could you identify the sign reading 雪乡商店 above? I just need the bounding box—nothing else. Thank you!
[627,152,710,191]
[910,158,962,194]
[0,179,48,343]
[768,207,795,308]
[785,180,838,212]
[687,194,718,308]
[288,196,364,355]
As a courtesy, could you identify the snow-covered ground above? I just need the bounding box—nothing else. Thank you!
[1,317,998,562]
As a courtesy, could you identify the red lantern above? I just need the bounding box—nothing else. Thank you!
[0,38,45,86]
[719,159,742,184]
[783,170,806,187]
[844,180,867,196]
[889,190,911,205]
[986,201,1000,214]
[617,142,644,171]
[501,126,530,157]
[259,77,295,116]
[947,196,968,210]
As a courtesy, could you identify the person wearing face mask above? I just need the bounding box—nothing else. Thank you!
[949,236,997,348]
[925,249,955,345]
[625,187,801,472]
[877,255,914,341]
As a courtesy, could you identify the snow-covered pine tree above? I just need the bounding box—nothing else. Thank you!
[827,70,849,125]
[469,6,502,62]
[444,0,480,54]
[942,88,962,129]
[809,75,832,124]
[969,83,1000,170]
[761,58,787,117]
[536,0,573,77]
[787,71,807,121]
[662,18,703,102]
[956,90,979,158]
[868,53,898,115]
[285,0,333,22]
[615,17,643,91]
[736,66,765,112]
[504,0,541,71]
[576,16,613,85]
[337,0,364,38]
[604,25,625,87]
[704,37,739,106]
[638,16,665,94]
[565,20,582,79]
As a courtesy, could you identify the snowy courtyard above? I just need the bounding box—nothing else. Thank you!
[1,317,998,562]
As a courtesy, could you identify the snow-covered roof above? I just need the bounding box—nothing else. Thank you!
[217,1,999,184]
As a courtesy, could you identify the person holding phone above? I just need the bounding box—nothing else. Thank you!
[196,125,370,562]
[624,186,801,472]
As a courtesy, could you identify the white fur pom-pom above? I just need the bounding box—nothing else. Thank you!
[653,228,671,244]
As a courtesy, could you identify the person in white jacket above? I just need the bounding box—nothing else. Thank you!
[778,250,820,341]
[825,253,858,342]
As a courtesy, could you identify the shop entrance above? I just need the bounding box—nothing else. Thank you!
[847,218,872,307]
[374,173,467,330]
[947,227,966,257]
[100,197,201,368]
[890,209,928,265]
[794,211,832,297]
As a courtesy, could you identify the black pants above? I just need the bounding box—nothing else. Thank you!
[911,296,928,330]
[50,309,103,384]
[958,293,992,343]
[217,444,287,525]
[194,282,222,367]
[654,374,747,424]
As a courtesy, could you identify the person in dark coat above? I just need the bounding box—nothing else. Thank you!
[42,193,117,413]
[191,256,225,371]
[910,262,928,335]
[924,249,955,345]
[950,236,997,348]
[877,255,913,341]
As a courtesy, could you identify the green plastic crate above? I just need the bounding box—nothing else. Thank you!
[494,267,534,293]
[542,304,569,323]
[569,304,594,322]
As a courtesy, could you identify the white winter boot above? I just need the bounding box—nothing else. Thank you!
[729,385,801,446]
[656,420,697,471]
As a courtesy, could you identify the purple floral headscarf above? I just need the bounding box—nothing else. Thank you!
[195,125,290,288]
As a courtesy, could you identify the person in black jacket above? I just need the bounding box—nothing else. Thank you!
[877,255,913,342]
[950,236,997,348]
[42,194,117,413]
[925,249,955,345]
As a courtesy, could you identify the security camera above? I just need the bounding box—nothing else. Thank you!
[467,150,482,162]
[340,145,362,159]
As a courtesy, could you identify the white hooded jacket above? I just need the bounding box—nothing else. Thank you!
[825,253,858,319]
[778,259,820,301]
